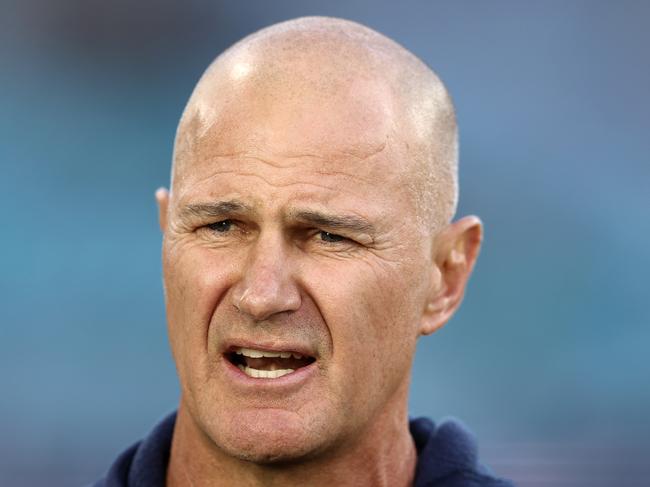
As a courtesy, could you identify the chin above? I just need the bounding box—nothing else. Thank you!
[207,408,335,465]
[225,443,311,465]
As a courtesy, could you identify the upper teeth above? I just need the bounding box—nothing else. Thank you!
[235,347,303,359]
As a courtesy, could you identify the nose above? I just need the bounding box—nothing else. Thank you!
[231,232,301,321]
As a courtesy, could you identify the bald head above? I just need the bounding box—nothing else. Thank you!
[172,16,458,229]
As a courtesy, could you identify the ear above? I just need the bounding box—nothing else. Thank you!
[419,215,483,336]
[155,187,170,233]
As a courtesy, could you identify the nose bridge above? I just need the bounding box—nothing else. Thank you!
[233,229,300,320]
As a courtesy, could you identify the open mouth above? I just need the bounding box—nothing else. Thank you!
[226,347,316,379]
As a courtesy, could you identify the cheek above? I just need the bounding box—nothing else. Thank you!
[304,257,423,395]
[163,242,238,378]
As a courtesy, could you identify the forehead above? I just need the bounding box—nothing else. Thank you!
[172,71,417,214]
[179,63,397,158]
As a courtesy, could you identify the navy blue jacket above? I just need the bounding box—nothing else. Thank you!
[94,412,514,486]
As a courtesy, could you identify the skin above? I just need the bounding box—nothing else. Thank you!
[156,17,482,487]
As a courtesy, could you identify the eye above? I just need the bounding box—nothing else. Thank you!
[206,219,234,233]
[319,231,346,243]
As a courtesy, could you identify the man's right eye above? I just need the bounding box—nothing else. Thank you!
[206,219,233,233]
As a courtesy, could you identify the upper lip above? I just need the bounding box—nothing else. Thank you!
[222,339,317,359]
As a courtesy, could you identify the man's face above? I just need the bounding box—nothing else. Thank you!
[161,76,435,462]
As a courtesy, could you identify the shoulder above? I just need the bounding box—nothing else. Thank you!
[410,417,515,487]
[92,412,176,487]
[91,441,139,487]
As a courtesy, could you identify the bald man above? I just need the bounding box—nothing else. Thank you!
[94,17,513,487]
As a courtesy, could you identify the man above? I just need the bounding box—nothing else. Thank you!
[95,16,513,487]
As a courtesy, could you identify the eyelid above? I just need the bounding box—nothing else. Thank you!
[315,226,376,246]
[332,231,374,246]
[314,230,366,252]
[202,218,242,236]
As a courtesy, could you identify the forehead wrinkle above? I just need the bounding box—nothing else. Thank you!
[174,141,389,192]
[177,151,396,196]
[264,138,388,164]
[179,130,390,171]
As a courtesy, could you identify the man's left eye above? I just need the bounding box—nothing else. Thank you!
[319,231,345,243]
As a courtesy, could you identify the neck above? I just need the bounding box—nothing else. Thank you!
[167,396,417,487]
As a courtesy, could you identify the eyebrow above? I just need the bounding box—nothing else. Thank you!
[177,200,253,223]
[290,210,376,236]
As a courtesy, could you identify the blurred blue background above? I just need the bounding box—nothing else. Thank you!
[1,1,649,486]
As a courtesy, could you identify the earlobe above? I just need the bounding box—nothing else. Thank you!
[155,187,170,233]
[419,216,483,336]
[419,296,450,336]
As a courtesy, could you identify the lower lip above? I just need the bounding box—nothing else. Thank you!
[221,355,318,391]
